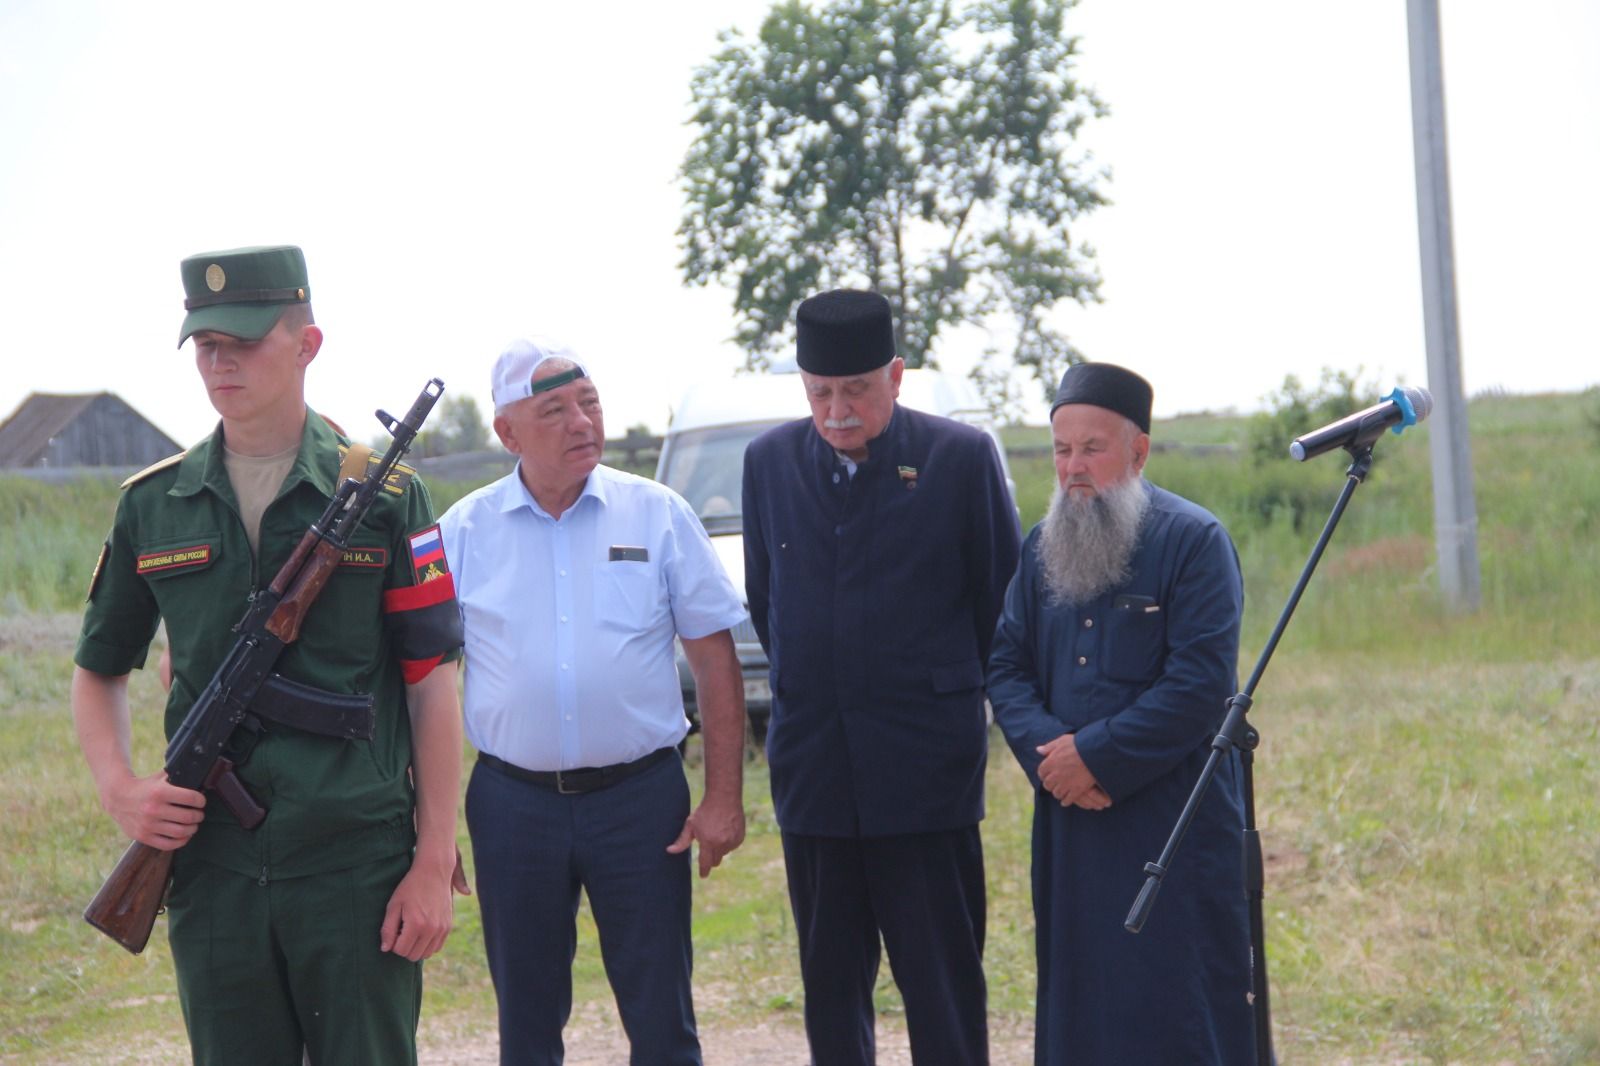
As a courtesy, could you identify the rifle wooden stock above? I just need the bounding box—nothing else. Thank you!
[268,526,322,597]
[264,539,344,644]
[83,840,175,955]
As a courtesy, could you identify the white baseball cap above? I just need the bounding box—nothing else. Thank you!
[489,337,591,411]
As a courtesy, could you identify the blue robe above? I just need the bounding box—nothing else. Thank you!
[987,481,1256,1065]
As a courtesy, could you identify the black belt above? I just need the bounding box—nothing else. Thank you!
[477,747,677,795]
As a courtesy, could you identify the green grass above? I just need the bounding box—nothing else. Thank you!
[0,476,124,616]
[6,625,1596,1062]
[1258,656,1600,1064]
[4,391,1598,1062]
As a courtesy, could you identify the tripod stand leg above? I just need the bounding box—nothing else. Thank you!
[1241,748,1275,1065]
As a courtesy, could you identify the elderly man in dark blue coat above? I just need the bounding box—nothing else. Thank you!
[987,362,1255,1065]
[742,289,1021,1066]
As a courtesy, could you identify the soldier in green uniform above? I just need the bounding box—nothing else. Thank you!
[71,245,467,1066]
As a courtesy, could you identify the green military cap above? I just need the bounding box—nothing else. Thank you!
[177,245,310,347]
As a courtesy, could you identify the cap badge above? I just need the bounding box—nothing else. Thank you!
[205,264,226,292]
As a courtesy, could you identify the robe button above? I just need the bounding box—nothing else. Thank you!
[1084,618,1094,628]
[1077,656,1088,666]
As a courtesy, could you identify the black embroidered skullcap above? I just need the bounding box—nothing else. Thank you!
[1049,362,1153,433]
[795,290,895,376]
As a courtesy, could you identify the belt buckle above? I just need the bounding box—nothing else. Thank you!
[556,767,602,795]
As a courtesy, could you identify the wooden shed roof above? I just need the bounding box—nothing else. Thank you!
[0,392,108,467]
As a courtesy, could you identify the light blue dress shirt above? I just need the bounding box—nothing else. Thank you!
[439,464,747,770]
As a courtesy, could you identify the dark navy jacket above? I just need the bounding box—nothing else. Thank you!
[742,405,1021,837]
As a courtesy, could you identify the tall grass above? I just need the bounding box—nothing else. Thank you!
[0,476,124,615]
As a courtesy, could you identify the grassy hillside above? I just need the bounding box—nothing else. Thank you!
[1004,392,1600,662]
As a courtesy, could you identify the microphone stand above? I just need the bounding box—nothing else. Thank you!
[1123,442,1377,1066]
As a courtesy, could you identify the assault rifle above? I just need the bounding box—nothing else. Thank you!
[84,379,445,953]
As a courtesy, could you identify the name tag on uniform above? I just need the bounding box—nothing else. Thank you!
[609,545,649,562]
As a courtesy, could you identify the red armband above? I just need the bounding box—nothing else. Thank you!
[383,572,462,683]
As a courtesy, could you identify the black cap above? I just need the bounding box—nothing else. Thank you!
[796,290,895,376]
[1049,362,1153,433]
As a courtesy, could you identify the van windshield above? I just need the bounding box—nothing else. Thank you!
[658,421,786,531]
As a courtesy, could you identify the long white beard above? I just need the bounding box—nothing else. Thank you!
[1036,477,1151,607]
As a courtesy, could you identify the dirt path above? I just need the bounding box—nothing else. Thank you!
[48,1010,1035,1064]
[419,1009,1037,1065]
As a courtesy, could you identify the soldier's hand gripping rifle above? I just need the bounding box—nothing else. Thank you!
[84,379,446,954]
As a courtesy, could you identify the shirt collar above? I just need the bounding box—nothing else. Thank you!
[168,424,223,499]
[169,407,335,500]
[498,462,610,519]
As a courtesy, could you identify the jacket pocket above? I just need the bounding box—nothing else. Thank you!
[292,534,391,679]
[1102,599,1166,682]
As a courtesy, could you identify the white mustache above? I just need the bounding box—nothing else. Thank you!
[823,416,863,430]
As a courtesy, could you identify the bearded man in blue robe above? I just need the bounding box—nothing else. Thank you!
[987,363,1256,1065]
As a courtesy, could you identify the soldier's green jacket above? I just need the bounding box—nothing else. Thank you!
[76,410,463,882]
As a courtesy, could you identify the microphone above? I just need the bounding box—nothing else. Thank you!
[1289,386,1433,461]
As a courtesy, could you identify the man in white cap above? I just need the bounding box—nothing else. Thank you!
[438,339,748,1066]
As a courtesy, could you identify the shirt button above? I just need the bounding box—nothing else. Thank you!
[559,569,567,577]
[565,715,573,721]
[1084,618,1094,628]
[1077,656,1088,666]
[560,663,569,671]
[560,615,568,623]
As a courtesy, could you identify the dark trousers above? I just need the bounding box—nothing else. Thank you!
[166,851,421,1066]
[781,827,989,1066]
[466,752,700,1066]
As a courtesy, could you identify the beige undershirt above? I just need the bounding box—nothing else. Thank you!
[223,443,300,557]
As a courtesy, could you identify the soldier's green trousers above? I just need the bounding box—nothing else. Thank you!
[166,851,421,1066]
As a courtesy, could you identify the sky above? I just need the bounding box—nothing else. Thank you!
[1,0,1596,448]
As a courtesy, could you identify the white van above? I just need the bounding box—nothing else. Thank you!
[656,367,1014,735]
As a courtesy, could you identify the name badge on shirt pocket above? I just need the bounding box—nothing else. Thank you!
[338,546,388,570]
[595,552,663,628]
[609,545,649,562]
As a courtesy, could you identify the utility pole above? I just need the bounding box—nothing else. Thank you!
[1406,0,1482,612]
